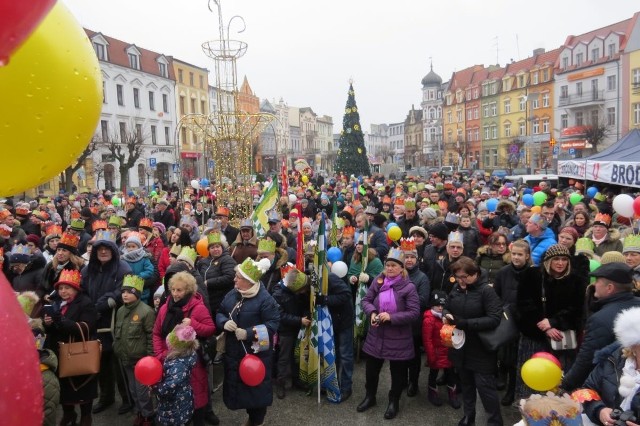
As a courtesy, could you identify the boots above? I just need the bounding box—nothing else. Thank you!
[406,380,418,397]
[428,386,442,406]
[501,367,516,406]
[79,415,92,426]
[448,386,461,409]
[356,394,377,412]
[275,378,286,399]
[384,391,399,420]
[458,414,475,426]
[59,410,77,426]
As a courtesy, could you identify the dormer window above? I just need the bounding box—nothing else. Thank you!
[129,53,140,70]
[93,42,107,61]
[159,62,168,78]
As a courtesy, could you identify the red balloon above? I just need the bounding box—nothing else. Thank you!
[0,271,43,424]
[135,356,163,386]
[239,354,266,387]
[0,0,56,65]
[532,351,562,369]
[633,197,640,216]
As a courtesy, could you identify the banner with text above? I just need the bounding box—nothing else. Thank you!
[559,160,640,188]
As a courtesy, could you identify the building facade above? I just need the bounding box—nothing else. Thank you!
[403,106,424,170]
[388,122,405,166]
[420,64,444,167]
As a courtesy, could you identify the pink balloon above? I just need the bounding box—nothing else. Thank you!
[239,354,266,387]
[532,351,562,369]
[135,356,163,386]
[0,0,56,65]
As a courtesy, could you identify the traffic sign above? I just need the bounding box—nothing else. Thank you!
[172,163,178,172]
[552,146,559,155]
[208,160,214,169]
[149,158,157,168]
[569,148,575,155]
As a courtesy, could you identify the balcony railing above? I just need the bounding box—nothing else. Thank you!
[558,90,605,107]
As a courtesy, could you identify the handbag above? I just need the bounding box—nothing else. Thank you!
[478,305,519,351]
[541,279,577,351]
[58,322,102,378]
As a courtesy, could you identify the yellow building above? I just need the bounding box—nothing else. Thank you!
[172,58,210,182]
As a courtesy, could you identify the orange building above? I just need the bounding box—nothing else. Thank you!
[237,76,262,172]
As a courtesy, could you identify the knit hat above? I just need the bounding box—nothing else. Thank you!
[600,251,626,265]
[419,207,438,221]
[429,222,450,241]
[166,324,198,351]
[386,248,405,266]
[429,290,447,307]
[529,213,548,230]
[9,244,30,264]
[558,226,579,242]
[26,234,40,247]
[543,244,570,262]
[153,286,165,300]
[55,269,82,291]
[623,235,640,254]
[575,237,596,259]
[122,274,144,297]
[400,237,418,257]
[409,226,428,240]
[125,234,142,248]
[236,257,271,285]
[153,222,166,235]
[176,246,197,268]
[614,307,640,348]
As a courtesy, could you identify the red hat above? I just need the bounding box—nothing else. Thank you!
[26,234,40,246]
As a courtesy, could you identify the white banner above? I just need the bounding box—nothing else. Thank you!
[587,161,640,188]
[558,160,586,180]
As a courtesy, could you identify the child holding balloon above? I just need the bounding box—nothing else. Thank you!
[113,275,156,425]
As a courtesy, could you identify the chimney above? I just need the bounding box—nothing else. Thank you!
[533,48,545,56]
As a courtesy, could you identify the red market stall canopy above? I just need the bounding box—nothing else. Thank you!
[558,129,640,188]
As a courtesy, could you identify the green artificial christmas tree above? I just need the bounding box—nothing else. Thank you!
[335,82,371,177]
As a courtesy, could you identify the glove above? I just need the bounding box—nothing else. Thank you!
[359,272,369,283]
[107,297,117,309]
[455,318,468,330]
[315,294,327,306]
[224,320,238,332]
[235,328,248,341]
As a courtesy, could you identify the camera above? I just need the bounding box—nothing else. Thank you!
[611,409,637,426]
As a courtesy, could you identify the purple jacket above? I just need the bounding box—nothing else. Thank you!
[362,273,420,361]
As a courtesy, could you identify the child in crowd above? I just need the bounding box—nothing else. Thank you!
[422,290,460,409]
[458,214,481,259]
[121,233,156,304]
[113,275,156,425]
[155,324,199,426]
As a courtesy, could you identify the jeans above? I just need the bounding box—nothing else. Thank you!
[334,325,354,393]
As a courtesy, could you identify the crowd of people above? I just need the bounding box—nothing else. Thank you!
[4,169,640,426]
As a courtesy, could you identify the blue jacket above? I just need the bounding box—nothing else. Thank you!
[524,227,557,266]
[156,353,196,426]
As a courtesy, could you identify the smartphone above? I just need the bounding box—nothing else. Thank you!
[43,304,55,316]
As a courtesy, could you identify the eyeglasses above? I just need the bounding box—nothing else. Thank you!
[492,242,507,247]
[454,274,470,281]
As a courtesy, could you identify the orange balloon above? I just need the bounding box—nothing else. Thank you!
[196,238,209,257]
[531,206,541,214]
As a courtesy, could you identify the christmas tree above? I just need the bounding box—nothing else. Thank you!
[335,82,371,177]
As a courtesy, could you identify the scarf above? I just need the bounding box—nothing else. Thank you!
[430,309,443,319]
[619,357,640,411]
[378,274,402,314]
[592,233,607,246]
[122,247,147,263]
[160,294,191,339]
[238,283,261,299]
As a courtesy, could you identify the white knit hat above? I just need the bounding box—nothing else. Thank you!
[614,307,640,348]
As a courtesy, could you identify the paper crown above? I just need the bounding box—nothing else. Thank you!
[11,244,30,256]
[94,229,117,243]
[122,274,144,293]
[207,231,223,246]
[593,213,611,227]
[445,212,460,225]
[108,215,123,228]
[382,196,392,204]
[342,226,355,237]
[169,243,183,257]
[70,211,81,219]
[139,217,154,230]
[334,217,345,230]
[57,232,80,250]
[257,238,276,254]
[89,207,98,216]
[386,248,405,265]
[15,207,31,217]
[55,269,82,290]
[0,210,11,220]
[364,205,378,215]
[215,207,230,217]
[282,264,309,293]
[126,197,137,205]
[180,214,194,226]
[529,213,549,230]
[240,218,253,229]
[447,231,464,245]
[289,208,299,218]
[280,262,296,276]
[400,237,417,254]
[575,237,595,257]
[17,291,39,316]
[404,198,417,209]
[177,246,198,267]
[69,218,86,231]
[623,234,640,254]
[0,224,11,239]
[593,192,606,202]
[267,210,281,223]
[237,257,271,285]
[46,224,62,237]
[92,220,107,232]
[32,210,49,221]
[394,197,405,206]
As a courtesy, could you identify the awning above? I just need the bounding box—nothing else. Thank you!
[561,126,589,138]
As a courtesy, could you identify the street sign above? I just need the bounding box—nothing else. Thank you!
[569,148,575,156]
[208,160,214,169]
[509,144,519,154]
[553,146,559,155]
[149,158,157,168]
[172,163,178,172]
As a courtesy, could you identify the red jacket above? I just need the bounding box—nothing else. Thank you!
[422,309,451,369]
[145,236,165,263]
[153,292,215,409]
[157,247,170,280]
[476,218,492,246]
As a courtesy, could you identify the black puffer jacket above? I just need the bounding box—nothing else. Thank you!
[562,292,640,391]
[325,272,354,333]
[272,282,309,336]
[494,263,539,311]
[10,253,46,293]
[196,252,237,315]
[444,277,502,374]
[407,265,430,336]
[421,243,449,293]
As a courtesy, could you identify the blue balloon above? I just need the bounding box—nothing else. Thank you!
[522,194,534,207]
[327,247,343,263]
[486,198,499,213]
[587,186,598,198]
[200,178,210,186]
[523,188,533,195]
[386,222,398,232]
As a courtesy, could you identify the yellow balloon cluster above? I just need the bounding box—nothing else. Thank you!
[0,3,102,196]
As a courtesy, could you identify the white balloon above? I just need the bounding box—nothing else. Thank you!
[288,194,297,204]
[190,179,200,190]
[613,194,635,218]
[331,261,348,278]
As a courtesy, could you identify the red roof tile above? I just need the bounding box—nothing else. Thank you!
[562,18,631,50]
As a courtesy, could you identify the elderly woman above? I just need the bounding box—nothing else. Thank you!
[585,213,623,257]
[582,306,640,426]
[347,235,384,302]
[444,257,503,426]
[153,271,216,426]
[196,231,237,316]
[216,258,280,426]
[356,249,420,420]
[476,231,511,286]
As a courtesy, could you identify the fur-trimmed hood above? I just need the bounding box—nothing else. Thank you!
[497,200,516,214]
[584,227,621,242]
[231,233,257,247]
[476,245,511,264]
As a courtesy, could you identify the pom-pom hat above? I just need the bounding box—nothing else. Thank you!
[236,257,271,285]
[614,307,640,348]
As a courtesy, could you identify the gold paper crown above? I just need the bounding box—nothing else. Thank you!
[46,224,63,237]
[59,232,80,249]
[593,213,611,227]
[394,197,405,206]
[448,231,464,245]
[400,237,417,252]
[257,239,276,254]
[95,229,117,243]
[122,274,144,293]
[92,220,107,232]
[342,226,355,237]
[57,270,82,288]
[71,211,81,219]
[139,218,154,230]
[10,244,30,255]
[623,234,640,253]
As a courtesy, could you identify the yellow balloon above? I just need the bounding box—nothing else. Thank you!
[0,3,102,196]
[301,175,309,184]
[388,226,402,242]
[521,358,562,392]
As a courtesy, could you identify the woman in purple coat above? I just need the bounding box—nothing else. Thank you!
[356,248,420,420]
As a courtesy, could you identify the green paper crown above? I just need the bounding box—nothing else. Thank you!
[207,232,222,246]
[17,291,39,316]
[122,275,144,293]
[237,257,270,284]
[404,198,417,209]
[283,269,309,293]
[257,238,276,254]
[575,237,595,255]
[179,246,198,263]
[70,218,85,230]
[108,215,123,228]
[623,235,640,254]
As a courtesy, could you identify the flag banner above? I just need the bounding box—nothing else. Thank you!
[281,160,288,197]
[355,218,369,339]
[250,176,278,238]
[330,199,338,247]
[295,202,304,270]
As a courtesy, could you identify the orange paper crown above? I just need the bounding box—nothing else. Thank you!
[46,225,63,236]
[594,213,611,227]
[126,197,137,205]
[394,197,405,206]
[139,218,154,230]
[280,262,296,276]
[92,220,107,232]
[71,211,81,219]
[0,210,11,221]
[56,269,82,290]
[89,207,99,216]
[382,196,392,204]
[215,207,230,217]
[0,225,11,238]
[15,207,30,216]
[400,237,416,252]
[342,226,355,237]
[59,232,80,249]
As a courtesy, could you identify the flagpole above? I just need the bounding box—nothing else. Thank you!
[317,210,326,404]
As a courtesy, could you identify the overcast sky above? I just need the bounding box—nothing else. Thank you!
[65,0,638,131]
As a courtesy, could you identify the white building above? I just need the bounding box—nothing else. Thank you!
[87,29,177,190]
[365,124,389,161]
[388,122,405,165]
[420,63,445,167]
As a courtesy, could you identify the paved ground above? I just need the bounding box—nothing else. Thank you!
[80,359,522,426]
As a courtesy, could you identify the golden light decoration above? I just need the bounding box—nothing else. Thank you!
[354,124,360,131]
[345,108,351,114]
[357,148,362,154]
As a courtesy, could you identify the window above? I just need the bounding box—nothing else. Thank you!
[543,68,549,81]
[634,104,640,125]
[490,83,497,95]
[560,85,568,99]
[591,47,600,61]
[190,98,196,113]
[634,69,640,85]
[102,81,106,104]
[162,94,168,113]
[518,75,525,88]
[576,82,583,96]
[474,129,479,141]
[135,124,142,140]
[519,97,526,111]
[519,121,526,136]
[199,75,204,89]
[189,72,194,86]
[607,75,616,91]
[542,118,550,133]
[164,126,170,145]
[484,150,490,168]
[151,125,157,145]
[119,122,126,141]
[117,84,124,106]
[504,122,511,137]
[492,149,498,167]
[178,69,183,83]
[447,110,452,123]
[100,120,108,141]
[128,53,140,70]
[562,57,569,69]
[532,98,539,109]
[138,164,145,187]
[467,130,473,141]
[474,88,479,99]
[608,43,616,57]
[179,96,185,115]
[576,53,583,66]
[483,104,489,118]
[474,108,479,119]
[576,111,584,126]
[133,88,140,108]
[201,100,206,114]
[503,79,511,92]
[447,129,453,143]
[467,109,473,120]
[94,43,106,61]
[159,62,168,78]
[149,92,155,111]
[542,93,550,107]
[504,99,511,113]
[607,107,616,126]
[491,125,497,139]
[532,73,538,85]
[482,85,489,96]
[561,114,568,129]
[484,126,490,140]
[591,110,599,126]
[491,103,497,116]
[181,127,187,145]
[533,120,540,134]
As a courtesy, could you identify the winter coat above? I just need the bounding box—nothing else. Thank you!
[153,209,175,229]
[524,227,557,266]
[476,217,493,245]
[81,240,132,351]
[509,223,527,242]
[44,293,98,403]
[156,353,197,426]
[476,246,511,286]
[422,310,451,369]
[421,243,450,293]
[221,225,239,248]
[494,263,538,312]
[325,272,355,333]
[10,253,46,293]
[114,299,156,367]
[481,201,518,231]
[398,215,421,239]
[145,236,165,263]
[230,235,258,264]
[561,292,640,391]
[158,247,171,280]
[125,208,144,229]
[123,252,155,281]
[444,277,502,374]
[272,282,309,336]
[347,255,384,288]
[77,231,91,256]
[153,292,215,410]
[41,257,84,297]
[196,252,237,315]
[162,263,211,312]
[40,349,60,426]
[407,265,430,336]
[584,228,623,257]
[367,225,390,260]
[459,226,481,259]
[216,285,280,410]
[260,249,288,293]
[362,273,420,361]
